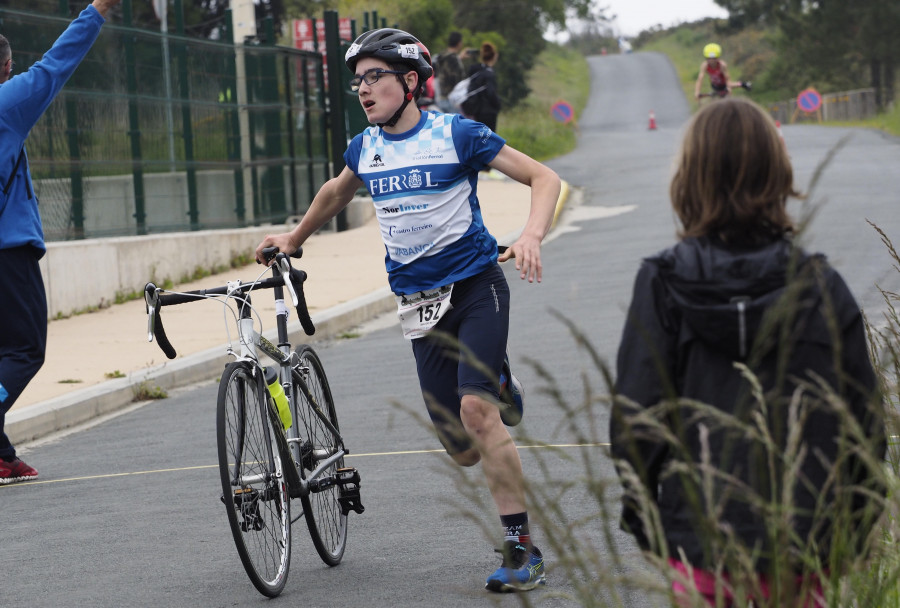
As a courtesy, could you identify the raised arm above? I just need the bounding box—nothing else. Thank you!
[255,166,363,263]
[91,0,121,19]
[488,144,561,283]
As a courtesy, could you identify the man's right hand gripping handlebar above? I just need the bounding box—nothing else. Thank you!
[143,245,315,360]
[255,233,300,266]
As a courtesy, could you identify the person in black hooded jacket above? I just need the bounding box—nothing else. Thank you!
[464,42,501,131]
[610,98,885,607]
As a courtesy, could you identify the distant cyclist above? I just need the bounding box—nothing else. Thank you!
[693,43,751,101]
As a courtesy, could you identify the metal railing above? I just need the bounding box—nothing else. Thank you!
[4,1,333,240]
[767,88,878,125]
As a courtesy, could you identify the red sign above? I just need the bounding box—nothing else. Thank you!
[796,87,822,113]
[293,18,352,53]
[550,100,574,124]
[292,18,353,87]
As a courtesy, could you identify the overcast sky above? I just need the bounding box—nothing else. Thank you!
[577,0,729,38]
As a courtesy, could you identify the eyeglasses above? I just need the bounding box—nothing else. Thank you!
[349,68,407,92]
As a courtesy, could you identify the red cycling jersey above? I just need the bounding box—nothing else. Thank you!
[706,61,727,90]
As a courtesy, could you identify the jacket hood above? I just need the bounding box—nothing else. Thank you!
[650,236,816,360]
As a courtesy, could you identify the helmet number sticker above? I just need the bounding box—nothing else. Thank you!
[398,44,419,59]
[345,43,361,60]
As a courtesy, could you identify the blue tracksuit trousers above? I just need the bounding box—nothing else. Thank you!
[0,246,47,459]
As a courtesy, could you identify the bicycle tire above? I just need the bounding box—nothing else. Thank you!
[291,345,348,566]
[217,361,291,597]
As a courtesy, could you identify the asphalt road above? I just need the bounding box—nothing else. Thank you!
[4,51,900,608]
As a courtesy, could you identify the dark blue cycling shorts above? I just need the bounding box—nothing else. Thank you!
[410,264,510,455]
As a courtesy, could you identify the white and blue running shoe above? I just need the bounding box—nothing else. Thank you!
[485,542,546,592]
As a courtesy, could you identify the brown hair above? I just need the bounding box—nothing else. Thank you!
[670,97,801,246]
[480,42,496,64]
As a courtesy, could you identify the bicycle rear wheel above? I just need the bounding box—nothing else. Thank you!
[217,361,291,597]
[292,345,347,566]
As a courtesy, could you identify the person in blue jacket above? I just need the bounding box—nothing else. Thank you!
[0,0,121,484]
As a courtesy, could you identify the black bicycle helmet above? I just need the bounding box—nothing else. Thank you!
[345,28,433,84]
[345,28,433,127]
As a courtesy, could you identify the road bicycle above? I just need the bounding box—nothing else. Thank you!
[143,248,364,598]
[697,81,752,104]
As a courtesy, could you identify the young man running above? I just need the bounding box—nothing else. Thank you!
[255,28,560,593]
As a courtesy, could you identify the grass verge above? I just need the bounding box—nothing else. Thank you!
[498,44,590,161]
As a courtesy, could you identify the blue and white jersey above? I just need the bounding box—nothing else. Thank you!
[344,111,505,295]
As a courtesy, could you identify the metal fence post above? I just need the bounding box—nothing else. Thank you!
[64,99,84,239]
[57,0,86,239]
[122,0,147,235]
[261,16,287,222]
[224,9,246,224]
[324,10,348,231]
[282,53,299,215]
[174,0,199,230]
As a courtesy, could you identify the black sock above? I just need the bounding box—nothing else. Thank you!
[500,512,530,548]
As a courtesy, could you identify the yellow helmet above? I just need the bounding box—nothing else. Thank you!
[703,43,722,59]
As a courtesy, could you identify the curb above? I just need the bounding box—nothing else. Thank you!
[9,180,572,446]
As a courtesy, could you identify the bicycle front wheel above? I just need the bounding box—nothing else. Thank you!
[217,361,291,597]
[292,345,348,566]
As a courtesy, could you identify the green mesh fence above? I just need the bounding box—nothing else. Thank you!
[1,3,331,240]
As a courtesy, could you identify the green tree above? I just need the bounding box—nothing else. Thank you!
[394,0,453,48]
[333,0,603,109]
[451,0,601,109]
[282,0,338,21]
[715,0,900,107]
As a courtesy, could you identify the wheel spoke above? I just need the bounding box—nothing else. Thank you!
[217,362,291,597]
[293,346,348,566]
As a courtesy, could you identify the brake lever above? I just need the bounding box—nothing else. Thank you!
[144,283,160,343]
[276,254,299,307]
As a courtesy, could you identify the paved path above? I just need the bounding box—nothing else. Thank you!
[4,51,900,607]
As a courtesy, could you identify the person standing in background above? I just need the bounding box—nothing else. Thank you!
[611,97,885,607]
[0,0,122,484]
[434,31,466,112]
[465,42,501,132]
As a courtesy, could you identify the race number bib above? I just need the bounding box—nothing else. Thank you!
[395,285,453,340]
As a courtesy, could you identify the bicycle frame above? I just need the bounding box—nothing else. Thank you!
[144,250,363,596]
[144,252,346,500]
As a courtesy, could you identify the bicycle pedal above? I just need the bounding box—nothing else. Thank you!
[335,467,365,515]
[230,487,265,532]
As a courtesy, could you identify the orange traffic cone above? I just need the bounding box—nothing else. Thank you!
[775,120,785,147]
[648,110,657,130]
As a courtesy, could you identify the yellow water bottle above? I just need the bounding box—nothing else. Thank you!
[264,367,292,430]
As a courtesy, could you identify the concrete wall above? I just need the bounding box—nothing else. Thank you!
[40,195,374,319]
